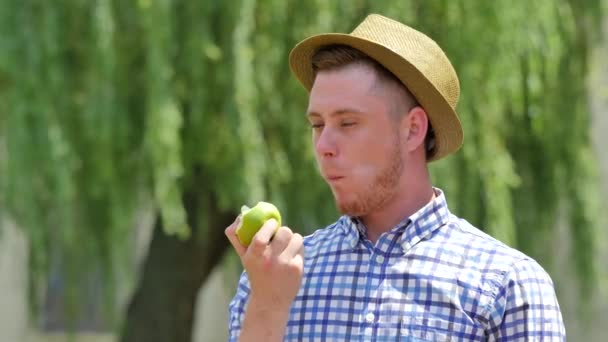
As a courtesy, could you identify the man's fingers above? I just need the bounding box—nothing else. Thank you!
[248,218,279,256]
[225,215,246,257]
[282,233,304,259]
[270,226,293,256]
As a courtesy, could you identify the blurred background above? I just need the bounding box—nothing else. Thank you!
[1,0,607,341]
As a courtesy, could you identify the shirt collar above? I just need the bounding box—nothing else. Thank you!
[339,187,451,252]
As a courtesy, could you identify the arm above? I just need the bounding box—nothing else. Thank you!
[486,259,566,341]
[228,272,249,342]
[226,217,304,342]
[239,295,292,342]
[227,273,293,342]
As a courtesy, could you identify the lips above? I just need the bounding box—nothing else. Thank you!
[321,167,344,182]
[325,175,344,183]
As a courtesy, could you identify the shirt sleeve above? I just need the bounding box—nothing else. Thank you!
[485,259,566,341]
[227,271,251,342]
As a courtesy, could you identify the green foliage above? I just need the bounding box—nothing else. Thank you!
[0,0,602,325]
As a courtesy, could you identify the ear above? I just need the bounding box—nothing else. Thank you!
[401,106,429,153]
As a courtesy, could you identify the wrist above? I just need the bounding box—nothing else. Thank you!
[240,294,291,342]
[247,293,292,315]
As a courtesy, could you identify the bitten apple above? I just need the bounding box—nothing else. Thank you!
[236,201,282,246]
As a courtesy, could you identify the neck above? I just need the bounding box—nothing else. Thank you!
[360,163,434,244]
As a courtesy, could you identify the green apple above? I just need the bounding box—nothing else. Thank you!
[236,201,282,246]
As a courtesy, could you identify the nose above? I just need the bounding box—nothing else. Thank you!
[314,127,338,158]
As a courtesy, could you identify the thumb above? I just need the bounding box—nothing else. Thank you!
[225,215,247,257]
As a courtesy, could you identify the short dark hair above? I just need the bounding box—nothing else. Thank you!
[311,44,436,160]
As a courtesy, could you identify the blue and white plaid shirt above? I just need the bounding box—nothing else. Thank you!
[228,188,565,341]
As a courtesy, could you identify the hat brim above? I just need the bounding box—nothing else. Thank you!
[289,33,463,162]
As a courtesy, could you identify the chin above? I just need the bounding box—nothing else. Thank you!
[338,203,367,217]
[334,195,367,217]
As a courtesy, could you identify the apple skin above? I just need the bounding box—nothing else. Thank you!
[236,201,282,246]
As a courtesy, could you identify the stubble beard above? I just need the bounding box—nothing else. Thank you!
[336,136,404,217]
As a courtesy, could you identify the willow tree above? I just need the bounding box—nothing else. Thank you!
[0,0,602,341]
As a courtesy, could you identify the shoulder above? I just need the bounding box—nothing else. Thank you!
[443,215,562,328]
[443,214,534,267]
[302,216,353,259]
[437,214,555,298]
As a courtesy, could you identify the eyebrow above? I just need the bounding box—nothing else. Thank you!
[306,108,365,118]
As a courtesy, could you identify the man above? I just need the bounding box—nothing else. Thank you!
[225,14,565,341]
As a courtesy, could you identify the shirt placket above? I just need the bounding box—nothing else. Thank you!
[358,234,393,341]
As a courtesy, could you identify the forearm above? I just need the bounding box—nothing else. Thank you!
[239,296,291,342]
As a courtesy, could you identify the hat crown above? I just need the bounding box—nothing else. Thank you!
[351,14,460,109]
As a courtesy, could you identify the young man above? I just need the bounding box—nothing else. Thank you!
[225,14,565,341]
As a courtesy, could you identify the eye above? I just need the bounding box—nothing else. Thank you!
[310,123,324,129]
[341,121,356,127]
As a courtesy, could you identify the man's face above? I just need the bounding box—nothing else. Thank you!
[307,64,405,217]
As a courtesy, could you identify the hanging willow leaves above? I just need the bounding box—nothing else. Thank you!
[0,0,603,338]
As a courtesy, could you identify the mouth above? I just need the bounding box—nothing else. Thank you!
[326,175,344,183]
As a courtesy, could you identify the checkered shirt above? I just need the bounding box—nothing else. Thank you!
[228,188,565,341]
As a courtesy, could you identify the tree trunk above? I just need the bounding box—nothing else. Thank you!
[120,179,234,342]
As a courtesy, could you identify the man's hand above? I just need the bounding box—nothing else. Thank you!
[225,216,304,342]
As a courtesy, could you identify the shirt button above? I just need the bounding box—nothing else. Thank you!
[376,255,385,263]
[365,312,375,323]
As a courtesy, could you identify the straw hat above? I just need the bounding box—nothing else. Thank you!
[289,14,463,161]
